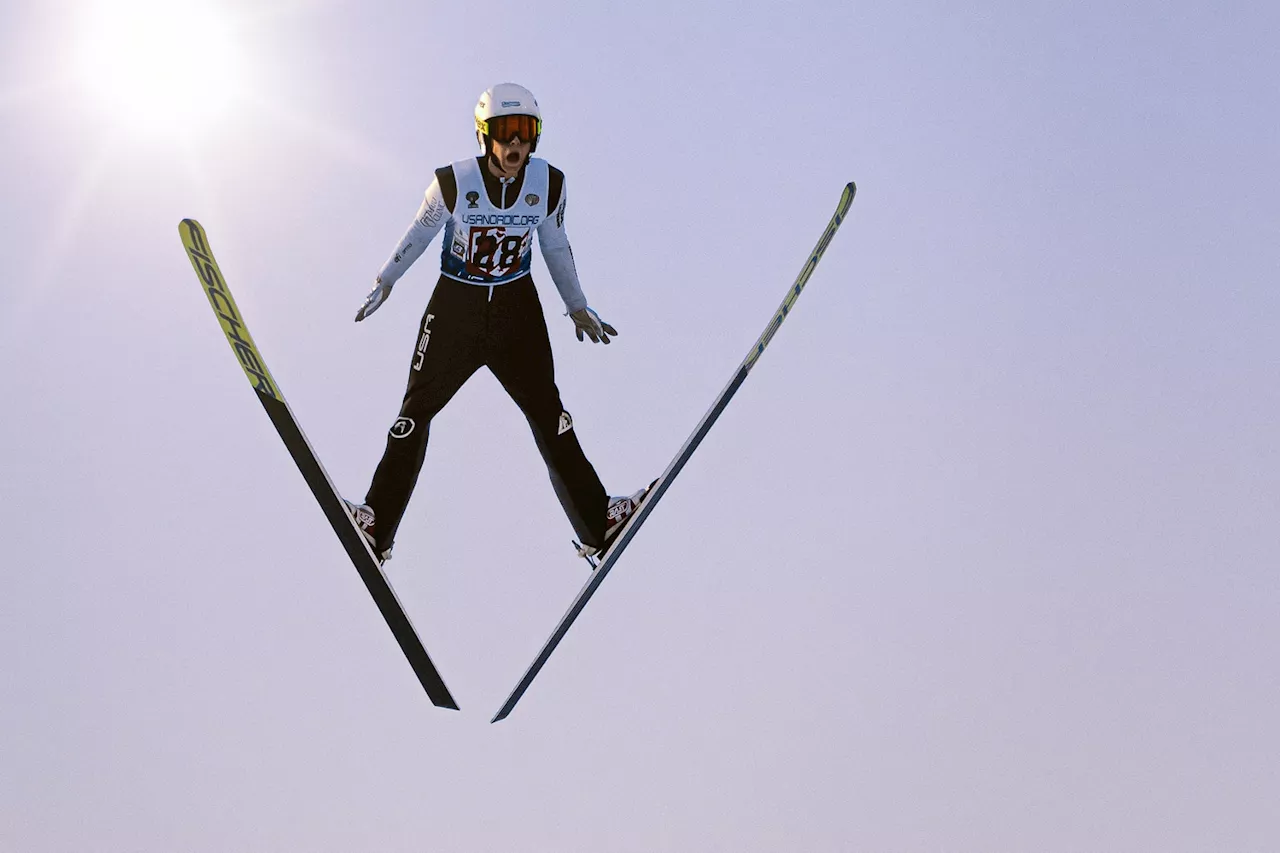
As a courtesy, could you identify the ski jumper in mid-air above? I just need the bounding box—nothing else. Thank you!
[344,82,649,564]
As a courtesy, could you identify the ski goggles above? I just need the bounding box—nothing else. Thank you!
[477,113,541,144]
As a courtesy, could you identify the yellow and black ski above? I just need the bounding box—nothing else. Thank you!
[179,219,458,710]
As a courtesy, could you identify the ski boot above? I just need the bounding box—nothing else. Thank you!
[575,480,658,565]
[344,499,392,564]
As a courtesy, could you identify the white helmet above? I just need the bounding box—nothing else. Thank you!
[475,82,543,153]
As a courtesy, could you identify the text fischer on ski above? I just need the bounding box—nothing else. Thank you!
[344,83,652,565]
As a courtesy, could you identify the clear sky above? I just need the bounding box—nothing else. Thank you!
[2,0,1278,850]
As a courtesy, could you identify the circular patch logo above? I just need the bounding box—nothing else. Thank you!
[389,417,415,439]
[525,193,540,207]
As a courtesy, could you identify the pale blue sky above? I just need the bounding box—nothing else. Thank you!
[2,0,1278,851]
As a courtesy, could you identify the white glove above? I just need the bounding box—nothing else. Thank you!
[355,278,393,322]
[570,307,618,344]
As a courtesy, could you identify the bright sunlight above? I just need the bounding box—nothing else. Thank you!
[73,0,248,139]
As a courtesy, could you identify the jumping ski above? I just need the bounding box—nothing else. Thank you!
[491,181,857,722]
[179,219,458,710]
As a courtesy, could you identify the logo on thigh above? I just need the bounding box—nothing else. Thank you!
[557,411,573,435]
[390,417,415,439]
[412,313,436,371]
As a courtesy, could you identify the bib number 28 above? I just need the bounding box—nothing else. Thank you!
[468,228,525,278]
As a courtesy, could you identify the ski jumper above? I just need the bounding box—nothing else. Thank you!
[363,156,608,552]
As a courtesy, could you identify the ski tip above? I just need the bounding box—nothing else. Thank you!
[490,708,510,724]
[179,219,208,244]
[845,181,857,196]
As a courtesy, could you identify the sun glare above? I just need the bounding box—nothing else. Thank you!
[74,0,247,139]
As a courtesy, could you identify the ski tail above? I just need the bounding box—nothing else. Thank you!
[178,219,459,710]
[490,182,856,722]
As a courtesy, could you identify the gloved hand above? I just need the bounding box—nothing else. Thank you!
[355,278,393,322]
[570,307,618,344]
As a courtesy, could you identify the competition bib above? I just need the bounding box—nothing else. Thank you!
[440,157,548,285]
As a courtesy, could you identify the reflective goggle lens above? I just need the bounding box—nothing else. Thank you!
[481,114,540,143]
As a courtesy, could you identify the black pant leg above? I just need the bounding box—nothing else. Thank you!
[365,279,484,550]
[486,278,609,549]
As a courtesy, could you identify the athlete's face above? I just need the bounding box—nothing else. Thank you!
[489,135,532,176]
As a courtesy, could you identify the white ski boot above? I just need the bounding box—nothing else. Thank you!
[344,499,392,564]
[577,481,656,561]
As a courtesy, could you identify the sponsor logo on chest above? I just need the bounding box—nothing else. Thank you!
[460,212,542,227]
